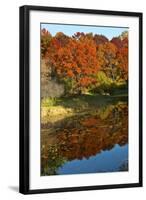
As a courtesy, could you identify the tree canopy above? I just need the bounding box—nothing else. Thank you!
[41,29,128,95]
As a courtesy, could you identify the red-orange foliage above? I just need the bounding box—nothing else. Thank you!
[117,47,128,80]
[46,34,100,92]
[41,29,128,92]
[111,37,123,48]
[41,104,128,164]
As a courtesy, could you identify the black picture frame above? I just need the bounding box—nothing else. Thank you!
[19,5,143,194]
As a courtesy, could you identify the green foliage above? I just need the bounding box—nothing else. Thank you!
[62,78,76,95]
[90,71,113,94]
[41,97,57,107]
[89,71,127,95]
[97,71,113,85]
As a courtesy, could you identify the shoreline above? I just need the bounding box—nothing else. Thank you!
[41,94,128,126]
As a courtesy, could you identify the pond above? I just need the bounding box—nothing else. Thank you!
[41,96,128,176]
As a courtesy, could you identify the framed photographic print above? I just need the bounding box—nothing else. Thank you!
[19,5,143,194]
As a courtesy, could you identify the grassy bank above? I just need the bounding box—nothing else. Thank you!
[41,93,128,125]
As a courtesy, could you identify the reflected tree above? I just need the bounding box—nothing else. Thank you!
[41,102,128,175]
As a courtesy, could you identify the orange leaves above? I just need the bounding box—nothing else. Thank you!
[117,47,128,80]
[79,78,91,87]
[79,77,97,87]
[43,104,128,161]
[46,35,100,91]
[81,117,98,127]
[76,67,81,74]
[97,40,128,81]
[67,70,74,78]
[41,29,128,93]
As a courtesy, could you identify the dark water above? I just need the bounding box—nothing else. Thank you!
[41,97,128,176]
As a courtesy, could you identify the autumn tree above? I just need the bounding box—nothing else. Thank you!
[71,33,100,93]
[55,32,70,47]
[41,28,52,58]
[97,42,120,81]
[94,34,109,45]
[41,29,128,95]
[46,33,100,94]
[117,47,128,81]
[111,37,123,49]
[111,38,128,50]
[97,38,128,83]
[110,32,128,81]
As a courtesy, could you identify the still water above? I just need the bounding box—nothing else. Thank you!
[41,97,128,176]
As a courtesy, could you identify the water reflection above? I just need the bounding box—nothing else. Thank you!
[41,99,128,176]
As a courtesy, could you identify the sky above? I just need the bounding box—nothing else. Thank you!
[41,23,128,40]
